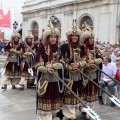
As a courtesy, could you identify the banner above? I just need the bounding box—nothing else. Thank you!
[0,9,11,28]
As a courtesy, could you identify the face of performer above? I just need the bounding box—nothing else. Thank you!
[49,35,57,45]
[13,37,19,42]
[88,37,94,45]
[71,35,79,43]
[27,38,32,42]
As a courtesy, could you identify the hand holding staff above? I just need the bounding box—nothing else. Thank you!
[52,71,101,120]
[76,67,120,108]
[25,57,34,76]
[23,41,36,55]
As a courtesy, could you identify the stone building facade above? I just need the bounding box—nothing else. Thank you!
[22,0,120,44]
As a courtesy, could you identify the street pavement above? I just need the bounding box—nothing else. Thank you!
[0,55,120,120]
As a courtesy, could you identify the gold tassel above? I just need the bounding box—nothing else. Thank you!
[84,79,89,88]
[70,44,72,60]
[21,62,25,70]
[65,80,73,94]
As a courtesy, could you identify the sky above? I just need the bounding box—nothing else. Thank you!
[0,0,26,28]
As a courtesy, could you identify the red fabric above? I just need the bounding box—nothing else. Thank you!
[84,38,94,50]
[44,37,58,62]
[35,37,58,63]
[116,68,120,82]
[26,40,32,46]
[34,41,39,45]
[67,36,80,59]
[83,38,94,56]
[11,39,19,47]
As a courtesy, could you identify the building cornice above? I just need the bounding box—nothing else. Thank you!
[22,0,91,14]
[22,0,118,16]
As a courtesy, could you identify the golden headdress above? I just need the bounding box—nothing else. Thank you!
[42,20,60,43]
[80,22,95,43]
[25,31,34,40]
[11,30,20,40]
[66,19,81,40]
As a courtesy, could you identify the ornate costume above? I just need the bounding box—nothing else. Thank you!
[60,19,87,120]
[35,21,64,120]
[20,32,38,88]
[80,23,102,106]
[1,30,22,89]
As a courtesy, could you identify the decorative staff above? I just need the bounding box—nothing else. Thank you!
[94,65,120,85]
[0,42,13,77]
[75,68,120,107]
[26,57,34,76]
[52,71,101,120]
[23,41,36,76]
[72,46,120,108]
[51,49,101,120]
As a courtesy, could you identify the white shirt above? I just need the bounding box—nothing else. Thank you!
[111,52,117,63]
[102,63,117,79]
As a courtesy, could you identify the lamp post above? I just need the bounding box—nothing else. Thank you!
[13,21,18,30]
[50,15,58,25]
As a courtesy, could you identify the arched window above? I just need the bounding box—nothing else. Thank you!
[33,22,38,30]
[32,22,38,41]
[80,16,93,27]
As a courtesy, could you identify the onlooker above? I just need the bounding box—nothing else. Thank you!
[111,49,119,62]
[116,57,120,82]
[99,57,117,107]
[117,51,120,57]
[105,41,110,48]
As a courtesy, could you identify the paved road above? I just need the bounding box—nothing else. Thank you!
[0,55,120,120]
[0,54,7,68]
[0,85,120,120]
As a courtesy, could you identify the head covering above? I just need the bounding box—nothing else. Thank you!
[25,31,34,40]
[80,22,95,43]
[66,19,83,60]
[11,30,20,40]
[35,20,60,63]
[23,31,34,46]
[42,20,60,44]
[66,19,81,41]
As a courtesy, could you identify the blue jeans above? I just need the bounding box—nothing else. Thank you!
[99,80,116,96]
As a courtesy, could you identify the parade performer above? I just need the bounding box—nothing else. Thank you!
[60,19,87,120]
[80,23,102,119]
[1,30,22,89]
[20,31,38,88]
[35,21,64,120]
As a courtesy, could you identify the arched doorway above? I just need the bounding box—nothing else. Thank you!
[80,16,93,28]
[32,22,39,41]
